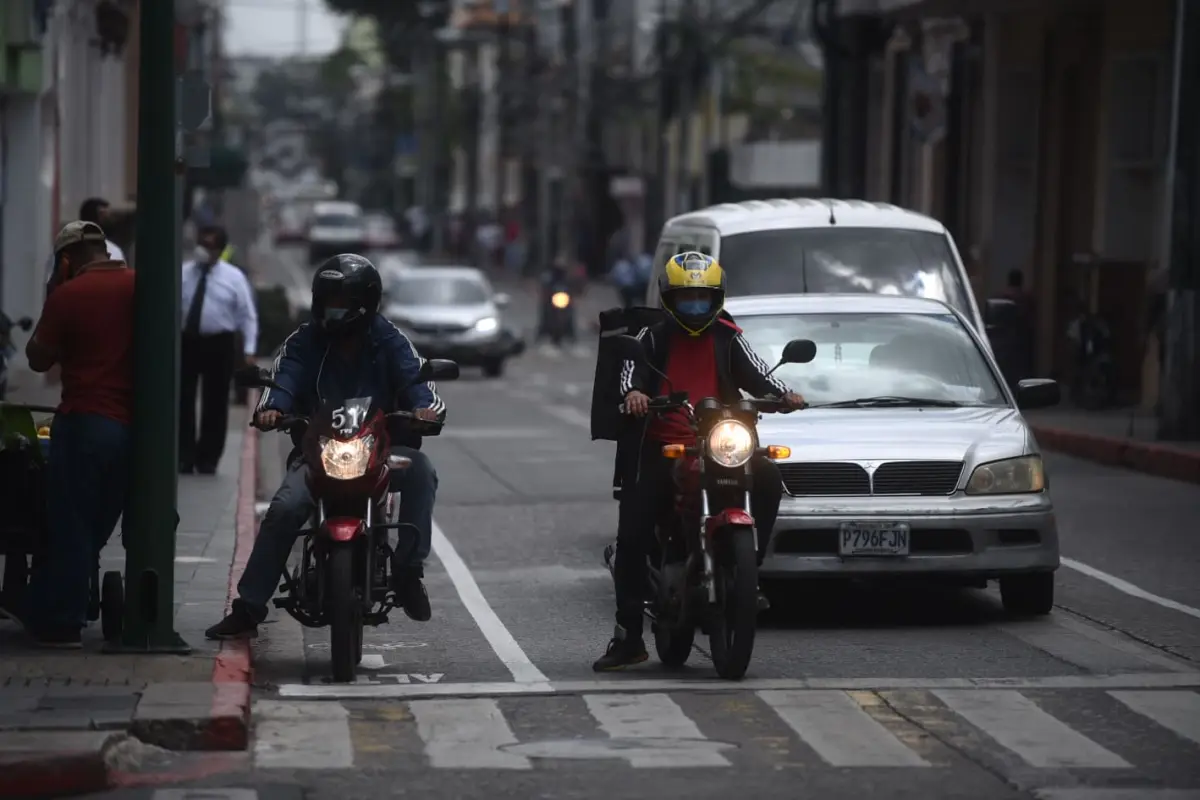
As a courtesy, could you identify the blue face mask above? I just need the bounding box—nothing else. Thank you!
[676,298,712,316]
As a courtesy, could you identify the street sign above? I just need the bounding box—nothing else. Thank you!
[179,70,211,132]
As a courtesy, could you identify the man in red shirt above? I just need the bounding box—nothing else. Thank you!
[21,221,135,648]
[594,252,805,671]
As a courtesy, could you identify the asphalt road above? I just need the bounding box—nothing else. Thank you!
[85,250,1200,800]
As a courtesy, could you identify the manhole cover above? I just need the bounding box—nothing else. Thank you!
[501,737,738,760]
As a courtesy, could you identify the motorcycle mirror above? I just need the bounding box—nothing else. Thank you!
[17,317,32,332]
[233,364,279,390]
[417,358,460,383]
[610,334,648,364]
[770,339,816,373]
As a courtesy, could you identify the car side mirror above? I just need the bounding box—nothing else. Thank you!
[417,358,460,383]
[610,333,648,364]
[494,292,511,308]
[1016,378,1060,410]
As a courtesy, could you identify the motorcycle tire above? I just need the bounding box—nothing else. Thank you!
[327,546,361,683]
[707,529,758,681]
[654,616,695,668]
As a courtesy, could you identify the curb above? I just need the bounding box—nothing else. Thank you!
[0,732,119,798]
[1032,424,1200,485]
[211,388,260,749]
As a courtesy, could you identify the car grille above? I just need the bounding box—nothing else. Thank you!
[779,460,964,496]
[871,461,964,496]
[779,463,870,496]
[408,323,470,336]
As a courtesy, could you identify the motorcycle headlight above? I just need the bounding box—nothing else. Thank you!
[551,291,571,309]
[319,435,374,480]
[473,316,499,333]
[965,455,1046,494]
[706,420,755,468]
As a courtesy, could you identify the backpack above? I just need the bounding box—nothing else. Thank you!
[589,305,667,442]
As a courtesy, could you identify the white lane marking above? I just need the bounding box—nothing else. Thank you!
[1034,791,1200,800]
[276,670,1200,699]
[360,654,386,670]
[1061,557,1200,621]
[409,698,531,769]
[759,689,929,767]
[253,700,354,769]
[153,791,258,800]
[932,689,1130,768]
[1108,690,1200,746]
[431,520,549,685]
[583,694,730,767]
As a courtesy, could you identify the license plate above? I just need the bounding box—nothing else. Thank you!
[838,522,911,556]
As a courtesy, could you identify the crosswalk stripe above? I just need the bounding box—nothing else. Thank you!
[932,690,1131,769]
[1033,790,1200,800]
[1108,690,1200,746]
[583,693,732,767]
[408,698,531,770]
[253,699,354,770]
[758,689,930,767]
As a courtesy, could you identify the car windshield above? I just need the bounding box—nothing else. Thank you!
[391,275,489,306]
[717,228,973,319]
[737,312,1007,406]
[314,213,361,228]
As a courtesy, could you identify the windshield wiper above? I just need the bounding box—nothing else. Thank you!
[807,395,970,409]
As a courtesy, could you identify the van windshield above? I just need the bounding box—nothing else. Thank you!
[717,228,973,319]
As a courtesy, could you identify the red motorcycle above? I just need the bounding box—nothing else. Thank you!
[607,335,815,680]
[236,358,459,683]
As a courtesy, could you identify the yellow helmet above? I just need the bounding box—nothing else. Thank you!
[658,251,726,335]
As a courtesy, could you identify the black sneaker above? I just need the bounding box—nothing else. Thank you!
[30,627,83,649]
[592,628,648,672]
[394,566,431,622]
[204,599,263,640]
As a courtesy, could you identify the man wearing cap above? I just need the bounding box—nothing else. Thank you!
[21,221,135,648]
[44,198,126,296]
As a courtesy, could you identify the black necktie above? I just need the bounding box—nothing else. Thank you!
[184,263,210,337]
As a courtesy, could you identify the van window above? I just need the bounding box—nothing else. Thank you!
[716,227,972,318]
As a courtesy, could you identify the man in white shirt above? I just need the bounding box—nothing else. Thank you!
[180,224,259,474]
[45,198,126,294]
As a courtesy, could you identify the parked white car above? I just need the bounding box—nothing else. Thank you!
[307,201,366,264]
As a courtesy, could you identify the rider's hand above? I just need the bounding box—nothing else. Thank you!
[255,409,281,429]
[413,407,439,422]
[783,391,807,409]
[624,390,650,417]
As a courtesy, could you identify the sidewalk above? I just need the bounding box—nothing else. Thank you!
[0,382,260,796]
[1027,406,1200,485]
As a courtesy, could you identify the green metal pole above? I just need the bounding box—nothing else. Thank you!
[107,0,190,654]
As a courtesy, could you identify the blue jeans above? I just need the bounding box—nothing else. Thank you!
[28,413,130,631]
[236,445,437,615]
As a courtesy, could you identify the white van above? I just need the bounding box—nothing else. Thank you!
[648,198,987,335]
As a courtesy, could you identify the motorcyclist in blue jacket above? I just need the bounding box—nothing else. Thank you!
[205,254,446,640]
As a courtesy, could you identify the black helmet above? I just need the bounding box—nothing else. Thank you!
[311,254,383,336]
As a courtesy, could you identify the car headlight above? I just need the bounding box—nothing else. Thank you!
[473,316,499,333]
[707,420,755,468]
[319,435,374,480]
[965,455,1045,494]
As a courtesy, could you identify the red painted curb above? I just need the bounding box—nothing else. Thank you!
[1032,424,1200,486]
[0,751,110,798]
[207,389,260,750]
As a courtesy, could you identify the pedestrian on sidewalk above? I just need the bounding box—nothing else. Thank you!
[21,221,134,648]
[180,224,259,475]
[44,198,127,296]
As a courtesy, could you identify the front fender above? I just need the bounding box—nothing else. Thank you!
[323,517,366,542]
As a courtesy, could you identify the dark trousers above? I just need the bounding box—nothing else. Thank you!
[613,445,782,638]
[27,413,130,631]
[180,331,236,470]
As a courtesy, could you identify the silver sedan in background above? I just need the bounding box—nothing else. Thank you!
[733,294,1063,616]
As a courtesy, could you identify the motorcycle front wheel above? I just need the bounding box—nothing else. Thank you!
[707,528,758,680]
[327,546,361,683]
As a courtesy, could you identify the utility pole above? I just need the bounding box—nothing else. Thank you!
[465,43,481,253]
[559,0,579,261]
[651,0,670,245]
[494,1,512,218]
[520,17,541,275]
[109,0,189,654]
[675,0,696,214]
[1160,0,1200,441]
